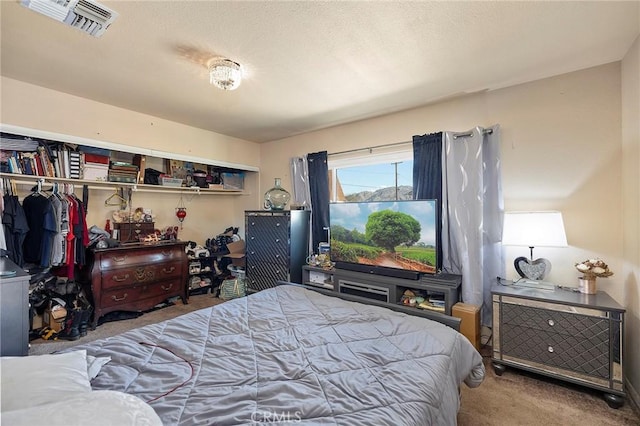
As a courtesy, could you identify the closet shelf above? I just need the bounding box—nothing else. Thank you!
[0,173,247,196]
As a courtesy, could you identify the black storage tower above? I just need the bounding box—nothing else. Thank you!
[245,210,311,292]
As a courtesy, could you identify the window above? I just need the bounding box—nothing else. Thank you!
[328,147,413,202]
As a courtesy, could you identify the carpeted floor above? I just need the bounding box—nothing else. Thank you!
[29,293,640,425]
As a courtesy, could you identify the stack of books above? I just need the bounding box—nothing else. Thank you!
[417,295,446,313]
[69,151,82,179]
[108,161,139,183]
[82,149,110,181]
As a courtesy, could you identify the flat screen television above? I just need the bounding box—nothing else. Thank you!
[329,200,438,280]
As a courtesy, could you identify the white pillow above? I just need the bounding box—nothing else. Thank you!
[1,350,91,412]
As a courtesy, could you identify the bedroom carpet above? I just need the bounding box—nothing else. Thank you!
[28,294,639,425]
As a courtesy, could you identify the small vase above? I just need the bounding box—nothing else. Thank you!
[579,277,597,294]
[264,178,291,210]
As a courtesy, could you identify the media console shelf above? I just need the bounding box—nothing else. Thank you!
[302,266,461,316]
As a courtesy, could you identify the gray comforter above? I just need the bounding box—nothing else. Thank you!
[73,285,484,425]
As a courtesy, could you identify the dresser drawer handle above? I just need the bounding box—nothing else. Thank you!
[112,293,128,302]
[162,266,176,274]
[112,255,127,263]
[548,319,555,326]
[112,274,130,282]
[161,283,173,291]
[275,239,280,243]
[548,346,554,353]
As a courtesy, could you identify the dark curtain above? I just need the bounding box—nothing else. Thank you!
[412,132,443,270]
[307,151,329,252]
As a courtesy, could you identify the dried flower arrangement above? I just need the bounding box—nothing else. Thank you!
[575,259,614,280]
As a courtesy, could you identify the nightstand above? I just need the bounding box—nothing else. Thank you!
[491,284,625,408]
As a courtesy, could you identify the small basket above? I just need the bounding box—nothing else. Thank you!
[161,177,183,187]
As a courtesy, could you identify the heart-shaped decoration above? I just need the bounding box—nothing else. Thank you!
[514,256,552,280]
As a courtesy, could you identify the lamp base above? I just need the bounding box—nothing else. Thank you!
[514,256,552,280]
[514,279,556,291]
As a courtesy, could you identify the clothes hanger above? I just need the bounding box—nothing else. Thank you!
[104,187,127,209]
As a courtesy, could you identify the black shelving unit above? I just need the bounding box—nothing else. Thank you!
[187,256,222,295]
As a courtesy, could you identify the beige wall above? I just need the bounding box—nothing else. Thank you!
[621,35,640,410]
[261,61,640,405]
[263,63,623,289]
[0,77,263,242]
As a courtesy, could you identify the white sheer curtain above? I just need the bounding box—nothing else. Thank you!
[441,125,503,325]
[290,156,313,254]
[290,156,311,209]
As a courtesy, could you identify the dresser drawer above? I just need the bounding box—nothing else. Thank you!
[501,302,608,340]
[99,247,181,270]
[101,279,182,309]
[246,240,289,263]
[502,324,610,379]
[114,222,155,242]
[247,261,289,281]
[246,273,288,292]
[101,261,183,290]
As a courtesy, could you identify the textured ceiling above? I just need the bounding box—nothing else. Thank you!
[1,1,638,143]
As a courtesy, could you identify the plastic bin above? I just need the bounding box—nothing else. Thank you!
[161,177,183,187]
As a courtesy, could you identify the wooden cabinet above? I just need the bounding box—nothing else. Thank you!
[245,210,310,292]
[0,258,30,356]
[492,285,625,408]
[86,241,188,328]
[114,221,155,243]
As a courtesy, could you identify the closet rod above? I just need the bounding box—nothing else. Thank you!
[329,128,494,156]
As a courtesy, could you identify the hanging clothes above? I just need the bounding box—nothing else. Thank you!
[49,188,64,266]
[22,189,56,268]
[2,191,29,267]
[0,180,6,252]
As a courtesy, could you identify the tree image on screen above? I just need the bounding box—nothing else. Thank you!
[330,202,436,274]
[366,210,420,251]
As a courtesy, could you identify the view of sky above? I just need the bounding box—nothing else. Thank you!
[337,161,413,195]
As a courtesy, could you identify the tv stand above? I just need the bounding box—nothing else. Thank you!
[302,266,461,316]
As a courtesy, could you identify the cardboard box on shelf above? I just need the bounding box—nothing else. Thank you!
[224,240,246,267]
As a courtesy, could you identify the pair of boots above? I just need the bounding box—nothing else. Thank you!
[58,305,93,341]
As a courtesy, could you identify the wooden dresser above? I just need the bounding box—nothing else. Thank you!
[86,241,188,328]
[114,221,155,243]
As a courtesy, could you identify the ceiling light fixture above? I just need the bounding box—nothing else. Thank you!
[209,58,242,90]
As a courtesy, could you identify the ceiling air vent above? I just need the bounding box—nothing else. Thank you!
[20,0,118,37]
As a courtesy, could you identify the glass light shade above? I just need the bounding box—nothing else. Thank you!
[502,211,568,247]
[209,59,242,90]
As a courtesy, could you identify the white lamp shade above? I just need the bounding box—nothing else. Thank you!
[502,211,568,247]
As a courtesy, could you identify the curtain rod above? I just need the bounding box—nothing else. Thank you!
[329,140,411,157]
[328,128,494,157]
[453,128,493,140]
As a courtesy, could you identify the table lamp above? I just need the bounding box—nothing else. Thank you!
[502,211,568,286]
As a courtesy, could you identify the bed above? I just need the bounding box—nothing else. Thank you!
[3,284,484,425]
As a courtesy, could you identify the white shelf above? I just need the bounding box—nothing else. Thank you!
[0,173,247,196]
[0,124,259,173]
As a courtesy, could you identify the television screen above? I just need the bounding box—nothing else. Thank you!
[329,200,438,277]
